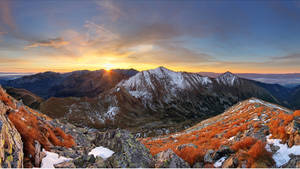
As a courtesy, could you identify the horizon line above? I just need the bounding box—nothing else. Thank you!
[1,66,300,75]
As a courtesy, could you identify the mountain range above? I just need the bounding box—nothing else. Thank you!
[199,72,300,87]
[1,69,138,98]
[1,66,300,136]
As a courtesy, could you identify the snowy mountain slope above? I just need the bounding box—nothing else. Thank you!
[216,71,240,86]
[118,66,212,103]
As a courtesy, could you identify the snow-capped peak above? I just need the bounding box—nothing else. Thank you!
[118,66,212,101]
[216,71,239,86]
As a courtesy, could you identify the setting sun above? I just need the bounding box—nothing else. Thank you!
[103,63,115,71]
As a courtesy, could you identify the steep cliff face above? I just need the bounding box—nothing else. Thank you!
[0,99,23,168]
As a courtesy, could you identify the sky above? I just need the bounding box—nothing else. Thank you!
[0,0,300,73]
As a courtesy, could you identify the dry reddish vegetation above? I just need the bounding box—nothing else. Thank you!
[0,87,75,163]
[0,87,16,109]
[8,105,75,160]
[231,137,273,167]
[231,137,257,151]
[141,99,297,166]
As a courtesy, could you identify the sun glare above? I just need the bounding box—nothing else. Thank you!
[103,63,115,71]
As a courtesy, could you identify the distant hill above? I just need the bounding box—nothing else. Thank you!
[198,72,300,86]
[1,69,138,98]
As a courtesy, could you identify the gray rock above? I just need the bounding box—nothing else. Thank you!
[95,129,154,168]
[54,161,76,168]
[192,162,204,168]
[270,144,280,153]
[281,155,300,168]
[250,125,269,141]
[204,149,215,163]
[154,149,190,168]
[73,155,96,168]
[176,143,198,151]
[294,117,300,132]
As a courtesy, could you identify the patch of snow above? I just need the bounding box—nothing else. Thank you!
[228,136,235,141]
[41,149,72,168]
[248,99,290,112]
[104,106,119,120]
[266,135,300,167]
[129,90,152,99]
[88,146,114,160]
[214,156,227,167]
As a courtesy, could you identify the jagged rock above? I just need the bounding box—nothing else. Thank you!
[212,145,233,161]
[204,149,215,163]
[288,135,295,147]
[294,117,300,132]
[222,156,238,168]
[0,101,23,168]
[54,161,76,168]
[281,155,300,168]
[294,134,300,145]
[154,149,190,168]
[269,144,280,153]
[251,125,269,141]
[73,155,98,168]
[95,129,154,168]
[192,162,204,168]
[34,141,43,167]
[176,143,198,151]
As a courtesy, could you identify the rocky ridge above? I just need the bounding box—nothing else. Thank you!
[141,98,300,168]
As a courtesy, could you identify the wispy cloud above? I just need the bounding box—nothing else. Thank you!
[95,0,123,21]
[0,0,16,30]
[274,53,300,61]
[24,37,69,49]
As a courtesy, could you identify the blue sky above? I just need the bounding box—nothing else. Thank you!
[0,0,300,73]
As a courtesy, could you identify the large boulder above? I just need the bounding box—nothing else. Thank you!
[0,101,23,168]
[154,149,190,168]
[94,129,154,168]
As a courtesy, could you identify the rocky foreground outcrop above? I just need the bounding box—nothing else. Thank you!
[0,86,75,167]
[0,85,180,168]
[0,101,23,168]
